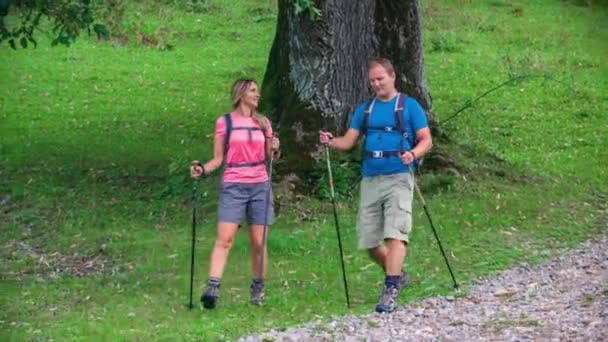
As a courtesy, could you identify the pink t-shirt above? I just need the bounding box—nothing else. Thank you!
[215,112,272,183]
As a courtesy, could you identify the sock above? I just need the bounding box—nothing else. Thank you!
[208,277,221,288]
[385,275,400,289]
[252,278,264,287]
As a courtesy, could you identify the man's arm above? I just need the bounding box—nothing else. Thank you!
[411,127,432,159]
[400,98,433,164]
[320,128,360,151]
[400,127,432,165]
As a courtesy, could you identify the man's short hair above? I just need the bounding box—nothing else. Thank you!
[368,58,395,76]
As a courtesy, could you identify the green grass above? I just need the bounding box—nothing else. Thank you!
[1,0,607,340]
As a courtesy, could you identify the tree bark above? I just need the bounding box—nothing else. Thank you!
[375,0,431,111]
[261,0,432,175]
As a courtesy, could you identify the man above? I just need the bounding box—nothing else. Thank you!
[319,58,432,313]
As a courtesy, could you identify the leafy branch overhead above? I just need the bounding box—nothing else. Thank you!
[0,0,318,49]
[0,0,109,49]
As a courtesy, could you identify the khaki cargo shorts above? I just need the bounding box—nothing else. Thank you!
[356,172,414,249]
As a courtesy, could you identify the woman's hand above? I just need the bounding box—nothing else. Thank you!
[271,134,280,151]
[190,160,205,178]
[271,134,281,159]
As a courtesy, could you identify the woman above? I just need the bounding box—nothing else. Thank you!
[190,78,280,309]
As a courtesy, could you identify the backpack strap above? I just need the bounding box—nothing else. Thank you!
[223,113,232,162]
[361,97,376,136]
[259,117,269,164]
[361,97,375,159]
[396,94,422,171]
[394,93,413,152]
[222,113,269,169]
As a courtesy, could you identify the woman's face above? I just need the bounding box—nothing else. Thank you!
[241,82,260,109]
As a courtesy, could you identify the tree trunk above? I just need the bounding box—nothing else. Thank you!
[261,0,432,175]
[375,0,431,111]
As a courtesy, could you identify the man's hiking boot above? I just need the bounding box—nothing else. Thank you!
[201,285,219,309]
[398,271,410,290]
[250,282,265,306]
[375,285,399,313]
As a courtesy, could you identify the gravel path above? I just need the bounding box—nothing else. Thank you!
[239,236,607,341]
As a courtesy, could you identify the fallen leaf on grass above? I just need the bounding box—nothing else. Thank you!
[359,263,376,271]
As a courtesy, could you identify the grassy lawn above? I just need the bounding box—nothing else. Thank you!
[1,0,606,340]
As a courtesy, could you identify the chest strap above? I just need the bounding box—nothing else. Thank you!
[226,160,266,168]
[364,151,402,159]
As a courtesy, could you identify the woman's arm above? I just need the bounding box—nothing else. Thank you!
[203,136,225,174]
[191,135,225,178]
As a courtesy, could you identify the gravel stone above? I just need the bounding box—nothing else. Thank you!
[238,235,608,341]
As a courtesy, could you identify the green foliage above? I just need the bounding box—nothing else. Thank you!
[93,0,126,40]
[293,0,321,21]
[0,0,109,48]
[312,151,361,201]
[0,0,218,49]
[155,154,192,199]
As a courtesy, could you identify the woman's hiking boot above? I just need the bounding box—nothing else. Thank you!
[201,285,219,309]
[250,282,265,306]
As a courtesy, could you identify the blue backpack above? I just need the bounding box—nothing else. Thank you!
[360,93,416,159]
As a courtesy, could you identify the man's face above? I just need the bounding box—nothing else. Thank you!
[369,65,396,99]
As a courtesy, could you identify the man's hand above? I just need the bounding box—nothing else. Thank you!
[399,151,416,165]
[319,131,334,145]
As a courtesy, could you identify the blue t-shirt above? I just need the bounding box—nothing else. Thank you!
[350,94,428,177]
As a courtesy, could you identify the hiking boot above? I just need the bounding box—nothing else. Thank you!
[250,282,265,306]
[201,285,219,309]
[375,285,399,313]
[398,271,410,290]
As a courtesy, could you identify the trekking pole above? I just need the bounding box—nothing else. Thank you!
[258,152,274,283]
[188,177,200,309]
[408,164,458,289]
[325,146,351,307]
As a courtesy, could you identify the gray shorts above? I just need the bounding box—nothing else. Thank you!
[356,173,414,249]
[217,181,274,226]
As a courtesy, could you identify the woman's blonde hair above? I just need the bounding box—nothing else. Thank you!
[231,78,267,130]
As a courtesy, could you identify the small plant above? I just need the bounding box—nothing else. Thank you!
[154,154,192,199]
[580,293,594,307]
[430,34,460,53]
[293,0,321,21]
[176,0,217,14]
[251,6,276,23]
[311,151,361,201]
